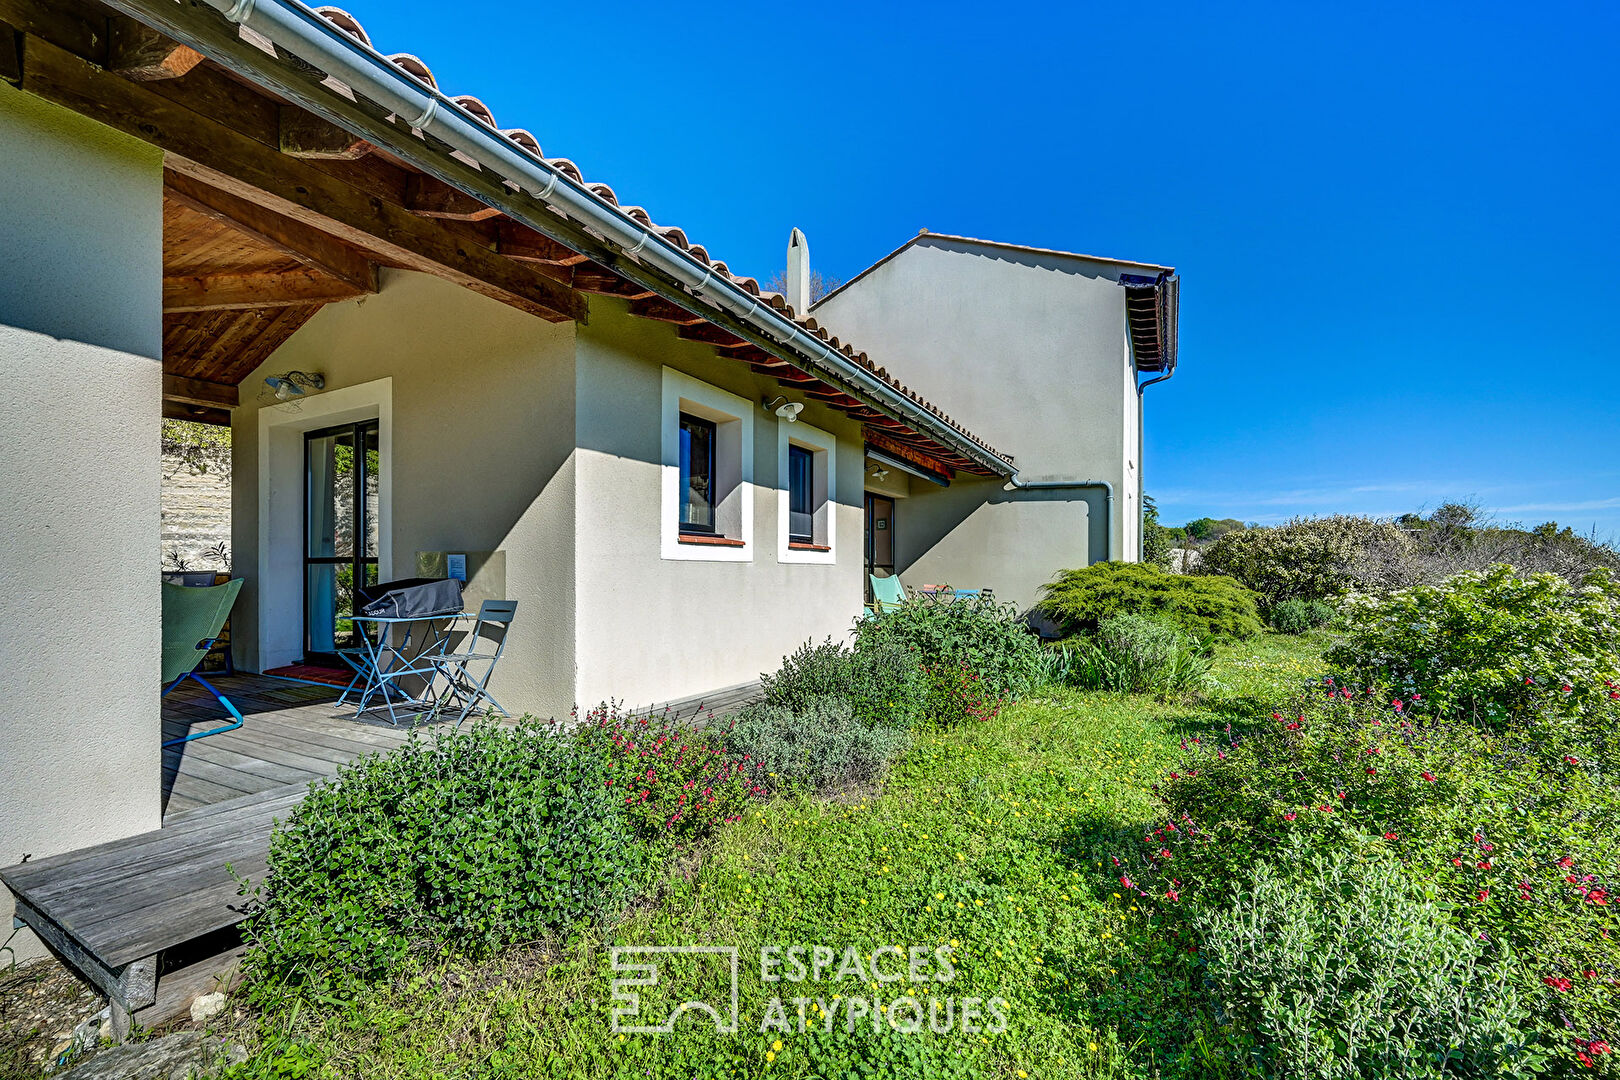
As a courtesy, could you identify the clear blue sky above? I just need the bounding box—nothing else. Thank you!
[350,0,1618,538]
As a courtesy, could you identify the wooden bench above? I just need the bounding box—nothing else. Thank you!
[1,784,308,1037]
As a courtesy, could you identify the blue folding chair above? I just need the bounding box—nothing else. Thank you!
[161,579,245,748]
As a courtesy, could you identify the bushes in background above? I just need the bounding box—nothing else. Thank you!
[1199,514,1408,606]
[243,722,645,997]
[1326,565,1620,731]
[851,590,1044,698]
[761,637,926,729]
[1036,561,1262,641]
[1267,596,1336,634]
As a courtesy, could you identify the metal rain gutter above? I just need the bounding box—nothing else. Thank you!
[1006,477,1115,562]
[117,0,1016,478]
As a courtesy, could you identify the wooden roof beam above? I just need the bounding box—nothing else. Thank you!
[162,373,238,409]
[628,296,705,325]
[278,104,371,160]
[676,323,746,347]
[163,168,377,292]
[107,15,201,81]
[17,33,585,323]
[496,222,589,266]
[405,173,501,221]
[163,269,370,313]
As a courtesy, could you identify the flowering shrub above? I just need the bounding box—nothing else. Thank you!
[852,590,1043,697]
[1199,514,1409,605]
[1035,561,1262,641]
[1327,564,1620,732]
[1123,686,1620,1076]
[243,722,645,997]
[920,661,1008,725]
[1193,847,1538,1079]
[574,702,760,841]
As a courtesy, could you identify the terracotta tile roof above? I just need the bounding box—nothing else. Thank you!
[305,6,1010,473]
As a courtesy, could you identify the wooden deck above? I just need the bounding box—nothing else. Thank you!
[160,673,414,818]
[2,673,760,1035]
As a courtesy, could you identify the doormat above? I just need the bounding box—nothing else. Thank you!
[263,664,353,688]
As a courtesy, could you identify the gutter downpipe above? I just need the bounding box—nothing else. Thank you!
[135,0,1016,479]
[1005,476,1115,563]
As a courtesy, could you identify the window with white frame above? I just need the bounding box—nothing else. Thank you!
[777,418,835,563]
[661,368,752,561]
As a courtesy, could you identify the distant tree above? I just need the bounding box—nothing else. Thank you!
[1142,494,1176,568]
[762,269,844,306]
[1183,517,1247,545]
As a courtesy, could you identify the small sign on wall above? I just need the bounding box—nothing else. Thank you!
[447,552,468,581]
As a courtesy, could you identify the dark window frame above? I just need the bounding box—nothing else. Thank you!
[303,419,380,664]
[787,443,815,543]
[678,412,718,535]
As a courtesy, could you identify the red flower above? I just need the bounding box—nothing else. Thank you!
[1421,771,1437,782]
[1283,812,1297,821]
[1544,976,1574,991]
[1562,684,1573,693]
[1383,832,1398,841]
[1566,755,1581,765]
[1560,856,1575,868]
[1477,889,1490,902]
[1165,888,1180,902]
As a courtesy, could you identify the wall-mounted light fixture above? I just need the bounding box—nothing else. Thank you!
[867,463,891,482]
[265,371,325,401]
[763,395,803,423]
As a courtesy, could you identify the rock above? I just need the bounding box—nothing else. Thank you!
[189,992,227,1024]
[55,1030,238,1079]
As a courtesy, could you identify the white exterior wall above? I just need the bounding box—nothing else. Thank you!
[0,84,165,961]
[232,270,579,718]
[814,237,1150,610]
[572,306,866,709]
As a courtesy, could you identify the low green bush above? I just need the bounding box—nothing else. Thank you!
[1267,596,1335,634]
[1125,687,1620,1075]
[762,637,926,728]
[1035,561,1262,641]
[725,695,910,795]
[1194,848,1538,1079]
[243,722,645,997]
[1051,613,1213,696]
[919,661,1010,725]
[1199,514,1408,605]
[852,591,1043,698]
[1326,564,1620,731]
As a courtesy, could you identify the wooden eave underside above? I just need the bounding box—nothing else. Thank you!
[0,0,1004,470]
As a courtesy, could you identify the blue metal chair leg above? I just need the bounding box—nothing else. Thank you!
[162,671,246,748]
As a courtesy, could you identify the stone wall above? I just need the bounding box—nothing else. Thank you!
[161,450,231,574]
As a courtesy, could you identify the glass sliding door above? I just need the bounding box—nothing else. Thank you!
[304,420,379,665]
[864,493,895,599]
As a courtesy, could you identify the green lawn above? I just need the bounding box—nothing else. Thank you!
[225,633,1326,1080]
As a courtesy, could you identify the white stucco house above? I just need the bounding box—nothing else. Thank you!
[0,0,1177,968]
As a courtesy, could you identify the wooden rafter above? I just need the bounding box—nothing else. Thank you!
[16,31,585,323]
[163,169,377,292]
[161,374,238,409]
[163,268,369,313]
[107,15,200,81]
[628,296,704,325]
[278,104,371,160]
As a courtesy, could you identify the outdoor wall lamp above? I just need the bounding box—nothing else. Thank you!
[265,371,325,401]
[763,395,804,423]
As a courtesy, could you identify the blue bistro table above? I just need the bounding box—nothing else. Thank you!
[338,611,469,724]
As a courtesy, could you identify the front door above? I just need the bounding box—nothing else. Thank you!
[864,493,895,599]
[304,420,379,665]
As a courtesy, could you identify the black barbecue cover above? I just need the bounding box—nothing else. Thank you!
[358,577,464,619]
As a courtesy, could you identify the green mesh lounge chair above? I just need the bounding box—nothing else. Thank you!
[869,574,907,611]
[161,579,244,748]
